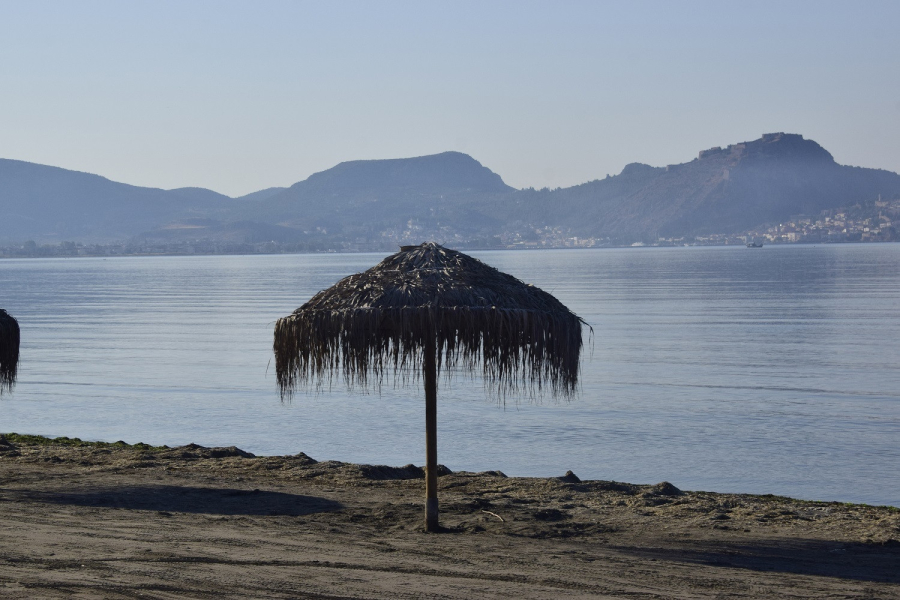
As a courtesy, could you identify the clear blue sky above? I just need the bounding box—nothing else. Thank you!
[1,1,898,196]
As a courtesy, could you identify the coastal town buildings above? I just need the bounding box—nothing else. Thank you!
[2,198,898,257]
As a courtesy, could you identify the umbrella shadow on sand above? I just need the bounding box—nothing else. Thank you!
[30,485,343,516]
[615,538,900,584]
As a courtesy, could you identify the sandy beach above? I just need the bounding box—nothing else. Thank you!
[0,434,898,599]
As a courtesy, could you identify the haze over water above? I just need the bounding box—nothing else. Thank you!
[2,244,898,507]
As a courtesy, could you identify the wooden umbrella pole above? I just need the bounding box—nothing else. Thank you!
[424,328,439,532]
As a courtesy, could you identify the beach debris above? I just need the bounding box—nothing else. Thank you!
[628,482,684,508]
[649,481,682,497]
[356,463,452,481]
[162,444,256,460]
[290,452,318,465]
[559,470,581,483]
[477,470,507,478]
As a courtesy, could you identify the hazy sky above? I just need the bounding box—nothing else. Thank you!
[1,1,898,196]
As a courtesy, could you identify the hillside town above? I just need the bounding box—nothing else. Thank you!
[495,196,900,249]
[663,196,900,247]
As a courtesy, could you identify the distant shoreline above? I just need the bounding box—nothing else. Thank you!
[2,239,900,261]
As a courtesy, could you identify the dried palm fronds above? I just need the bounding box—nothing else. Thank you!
[0,309,19,395]
[274,242,587,400]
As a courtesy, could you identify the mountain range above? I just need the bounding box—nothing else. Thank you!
[2,133,899,247]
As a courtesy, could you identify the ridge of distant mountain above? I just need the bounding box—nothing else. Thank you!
[0,158,168,242]
[0,159,242,242]
[2,136,899,247]
[296,151,511,195]
[168,187,233,203]
[234,187,287,202]
[237,151,513,237]
[477,133,900,240]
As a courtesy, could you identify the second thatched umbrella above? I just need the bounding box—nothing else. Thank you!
[274,242,586,531]
[0,309,19,396]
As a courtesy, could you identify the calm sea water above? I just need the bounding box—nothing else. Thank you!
[1,245,898,506]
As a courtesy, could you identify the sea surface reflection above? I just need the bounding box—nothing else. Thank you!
[1,244,898,506]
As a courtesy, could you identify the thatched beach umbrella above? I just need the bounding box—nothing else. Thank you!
[274,242,586,531]
[0,309,19,396]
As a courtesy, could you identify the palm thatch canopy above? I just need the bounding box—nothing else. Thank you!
[274,242,586,400]
[0,309,20,395]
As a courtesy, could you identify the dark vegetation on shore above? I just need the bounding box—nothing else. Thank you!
[3,433,897,516]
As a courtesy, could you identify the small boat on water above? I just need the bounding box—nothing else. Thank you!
[746,241,764,248]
